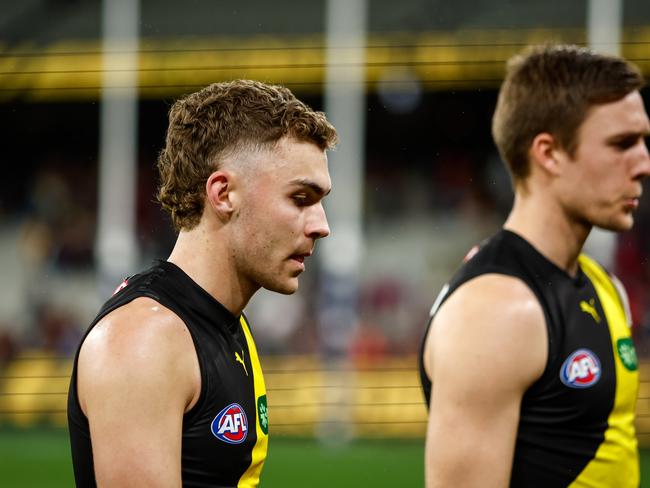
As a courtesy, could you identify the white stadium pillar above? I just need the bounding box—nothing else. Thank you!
[584,0,623,270]
[318,0,368,442]
[96,0,141,295]
[320,0,367,356]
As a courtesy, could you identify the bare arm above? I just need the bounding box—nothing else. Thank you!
[423,274,547,488]
[77,298,200,488]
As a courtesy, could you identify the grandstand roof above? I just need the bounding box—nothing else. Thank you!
[2,0,650,101]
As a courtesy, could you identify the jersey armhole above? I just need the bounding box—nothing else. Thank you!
[173,308,206,426]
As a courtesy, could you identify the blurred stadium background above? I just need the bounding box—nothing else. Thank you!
[1,0,650,486]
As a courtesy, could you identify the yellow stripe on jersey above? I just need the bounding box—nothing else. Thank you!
[237,315,269,488]
[570,255,639,488]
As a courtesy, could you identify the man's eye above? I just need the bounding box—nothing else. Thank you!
[614,137,639,150]
[292,195,308,206]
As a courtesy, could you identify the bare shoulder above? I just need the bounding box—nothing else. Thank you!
[81,297,191,355]
[77,297,200,414]
[444,273,545,327]
[425,273,547,390]
[423,274,547,486]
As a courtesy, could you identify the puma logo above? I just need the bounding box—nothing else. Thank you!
[580,299,601,324]
[235,351,248,376]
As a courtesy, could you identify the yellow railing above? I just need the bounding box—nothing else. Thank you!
[2,351,649,445]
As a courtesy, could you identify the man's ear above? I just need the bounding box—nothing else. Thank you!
[205,170,235,221]
[529,132,565,177]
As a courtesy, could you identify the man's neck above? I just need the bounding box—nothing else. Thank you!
[166,227,256,316]
[503,190,591,276]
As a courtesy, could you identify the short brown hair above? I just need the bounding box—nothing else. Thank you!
[157,80,339,231]
[492,44,644,181]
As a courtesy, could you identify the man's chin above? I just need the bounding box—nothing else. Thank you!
[264,279,299,295]
[595,215,634,233]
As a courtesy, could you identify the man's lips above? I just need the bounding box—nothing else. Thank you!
[623,196,641,210]
[290,251,312,265]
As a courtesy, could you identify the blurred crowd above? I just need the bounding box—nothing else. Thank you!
[615,189,650,354]
[1,106,649,367]
[0,153,173,366]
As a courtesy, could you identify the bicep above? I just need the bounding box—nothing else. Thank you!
[83,364,185,487]
[78,307,197,488]
[425,368,522,488]
[424,275,546,488]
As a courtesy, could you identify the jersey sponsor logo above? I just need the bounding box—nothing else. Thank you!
[258,395,269,435]
[560,349,601,388]
[579,298,601,323]
[211,403,248,444]
[617,338,638,371]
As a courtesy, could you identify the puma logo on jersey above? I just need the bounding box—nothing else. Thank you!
[235,351,248,376]
[580,299,601,323]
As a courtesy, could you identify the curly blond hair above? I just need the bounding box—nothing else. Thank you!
[157,80,338,231]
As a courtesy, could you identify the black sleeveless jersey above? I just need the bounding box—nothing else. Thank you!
[419,230,639,487]
[67,260,269,487]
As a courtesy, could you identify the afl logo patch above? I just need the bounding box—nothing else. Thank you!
[560,349,601,388]
[211,403,248,444]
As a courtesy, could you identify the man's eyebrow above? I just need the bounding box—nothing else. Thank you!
[606,130,650,142]
[289,178,331,196]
